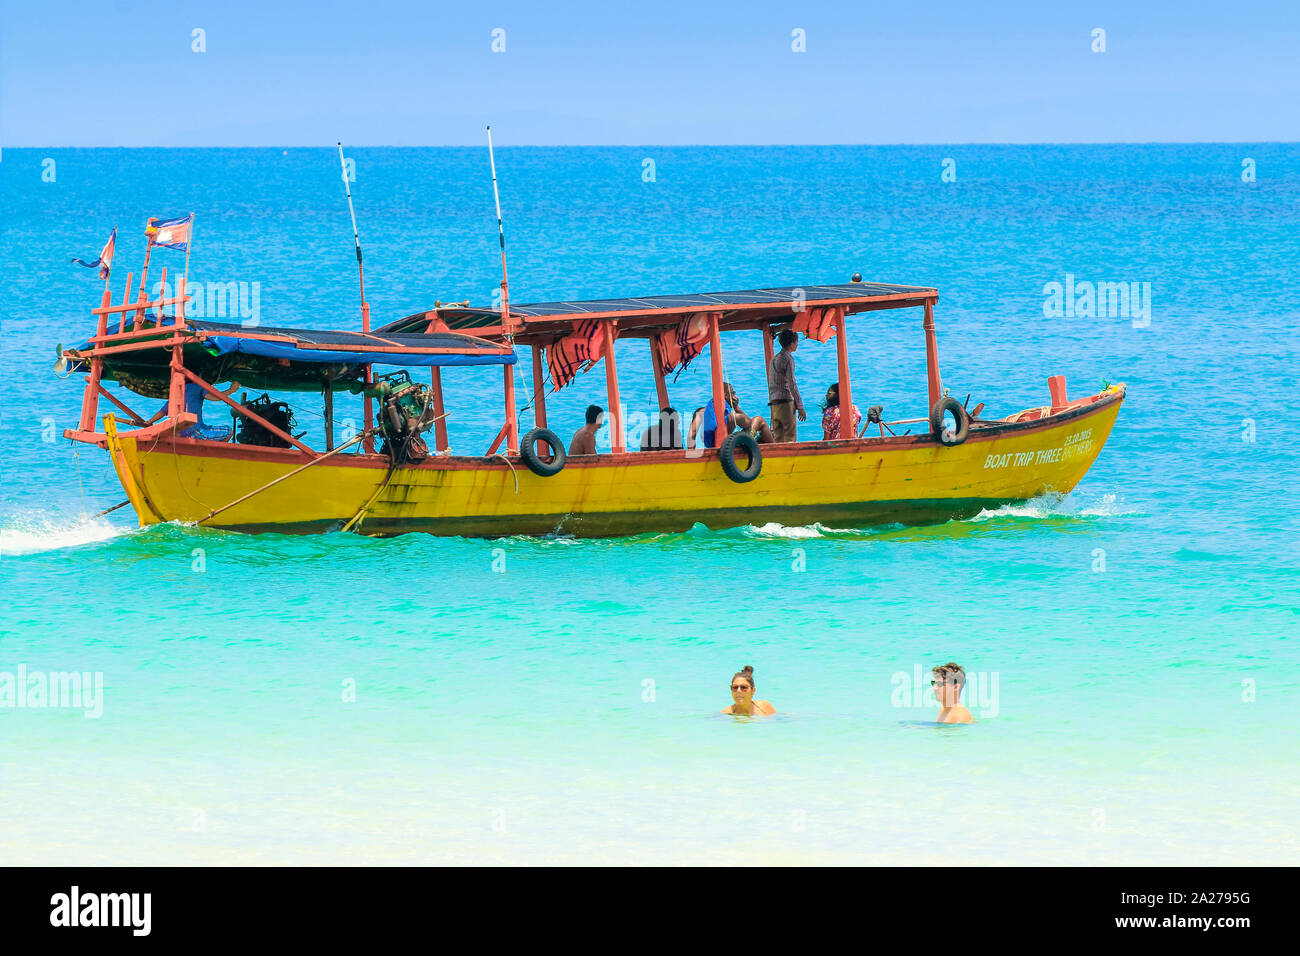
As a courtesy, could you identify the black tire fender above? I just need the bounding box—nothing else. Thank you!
[719,432,762,483]
[930,397,970,446]
[520,427,566,477]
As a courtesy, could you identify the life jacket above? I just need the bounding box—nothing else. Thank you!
[547,319,607,391]
[792,305,841,343]
[652,312,710,379]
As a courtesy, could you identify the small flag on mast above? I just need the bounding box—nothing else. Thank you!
[147,214,193,251]
[70,227,117,280]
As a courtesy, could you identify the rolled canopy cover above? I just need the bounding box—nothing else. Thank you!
[201,335,517,368]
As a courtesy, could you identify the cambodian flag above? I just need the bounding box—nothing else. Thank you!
[149,215,192,251]
[70,227,116,280]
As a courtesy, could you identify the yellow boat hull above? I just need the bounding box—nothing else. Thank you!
[103,389,1124,537]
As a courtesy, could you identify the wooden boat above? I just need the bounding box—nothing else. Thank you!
[61,257,1125,537]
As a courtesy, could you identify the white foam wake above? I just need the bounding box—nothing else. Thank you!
[0,513,126,557]
[743,522,861,539]
[966,492,1137,523]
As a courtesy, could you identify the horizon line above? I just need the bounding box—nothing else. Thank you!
[2,140,1298,151]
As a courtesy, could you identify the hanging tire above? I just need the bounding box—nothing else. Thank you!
[930,397,970,446]
[720,432,762,483]
[520,428,566,477]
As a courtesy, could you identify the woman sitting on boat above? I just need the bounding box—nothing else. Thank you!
[688,383,775,448]
[721,666,776,716]
[821,382,862,440]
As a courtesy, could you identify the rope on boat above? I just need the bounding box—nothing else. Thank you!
[492,452,519,494]
[195,426,377,526]
[90,499,131,518]
[341,462,398,533]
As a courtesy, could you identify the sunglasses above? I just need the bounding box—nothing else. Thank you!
[731,684,751,692]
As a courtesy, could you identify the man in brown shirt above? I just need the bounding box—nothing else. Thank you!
[767,329,806,442]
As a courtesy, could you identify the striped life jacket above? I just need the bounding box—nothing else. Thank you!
[547,319,607,391]
[653,312,711,378]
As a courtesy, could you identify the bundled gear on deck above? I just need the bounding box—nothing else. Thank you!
[232,393,303,448]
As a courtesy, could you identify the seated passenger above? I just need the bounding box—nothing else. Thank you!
[724,383,775,444]
[692,384,775,448]
[640,407,683,451]
[687,406,708,449]
[721,665,776,716]
[570,404,604,455]
[820,383,862,440]
[175,381,239,442]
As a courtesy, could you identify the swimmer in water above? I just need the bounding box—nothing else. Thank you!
[721,665,776,715]
[932,662,974,723]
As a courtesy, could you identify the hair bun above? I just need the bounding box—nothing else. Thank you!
[741,665,754,676]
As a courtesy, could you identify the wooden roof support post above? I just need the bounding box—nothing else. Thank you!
[430,366,449,453]
[650,338,670,411]
[79,286,113,432]
[163,269,186,419]
[923,300,942,411]
[762,325,775,392]
[708,314,726,448]
[832,307,854,439]
[531,344,548,429]
[362,302,375,454]
[503,364,519,455]
[531,343,550,457]
[323,388,335,452]
[603,321,625,453]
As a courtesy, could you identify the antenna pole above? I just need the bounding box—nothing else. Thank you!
[338,142,374,451]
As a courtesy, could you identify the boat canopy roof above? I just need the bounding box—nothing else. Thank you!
[187,320,516,367]
[379,282,938,340]
[68,318,515,394]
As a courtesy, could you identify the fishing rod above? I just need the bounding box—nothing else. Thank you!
[337,142,374,451]
[337,142,367,314]
[486,126,509,320]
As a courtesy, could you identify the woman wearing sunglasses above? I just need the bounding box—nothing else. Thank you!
[722,665,776,715]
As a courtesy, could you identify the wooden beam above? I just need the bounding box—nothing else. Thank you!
[924,300,942,411]
[503,364,519,455]
[430,366,449,452]
[531,344,550,457]
[96,384,147,426]
[79,287,113,432]
[708,315,726,448]
[832,307,854,439]
[603,322,624,453]
[179,366,316,454]
[650,336,670,411]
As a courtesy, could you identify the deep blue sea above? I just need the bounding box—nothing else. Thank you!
[1,145,1297,864]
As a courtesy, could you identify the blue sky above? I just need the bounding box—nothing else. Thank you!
[2,0,1296,145]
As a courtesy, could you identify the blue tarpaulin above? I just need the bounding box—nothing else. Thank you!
[190,320,517,367]
[202,335,516,367]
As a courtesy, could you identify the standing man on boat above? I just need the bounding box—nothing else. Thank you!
[767,329,806,442]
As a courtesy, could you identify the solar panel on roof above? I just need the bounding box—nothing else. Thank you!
[375,282,934,334]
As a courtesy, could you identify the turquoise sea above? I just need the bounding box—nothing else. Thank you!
[1,145,1297,864]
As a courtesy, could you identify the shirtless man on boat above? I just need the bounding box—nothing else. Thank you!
[722,665,776,715]
[569,404,604,455]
